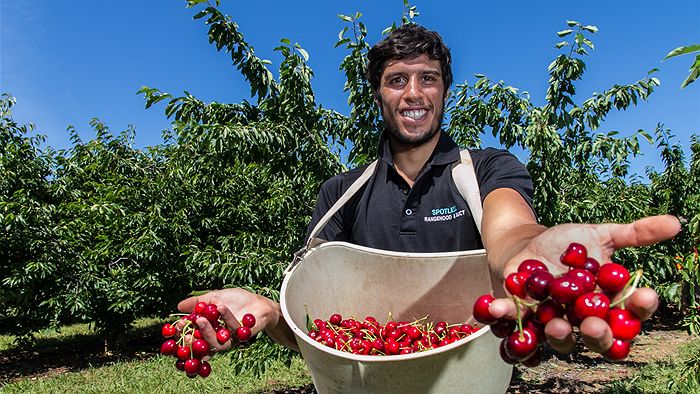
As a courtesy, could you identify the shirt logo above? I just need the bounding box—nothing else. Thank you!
[424,205,465,223]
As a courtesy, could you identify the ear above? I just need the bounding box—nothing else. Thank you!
[373,91,382,108]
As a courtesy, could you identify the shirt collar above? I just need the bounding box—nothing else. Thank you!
[378,130,461,168]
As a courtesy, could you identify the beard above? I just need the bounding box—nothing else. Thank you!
[382,104,444,147]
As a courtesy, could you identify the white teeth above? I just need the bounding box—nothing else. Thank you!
[402,109,426,119]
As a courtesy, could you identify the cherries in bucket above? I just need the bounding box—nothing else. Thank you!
[473,243,643,366]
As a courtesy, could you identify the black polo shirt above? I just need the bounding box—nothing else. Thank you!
[305,131,533,253]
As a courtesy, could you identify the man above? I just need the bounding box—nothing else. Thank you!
[178,24,680,357]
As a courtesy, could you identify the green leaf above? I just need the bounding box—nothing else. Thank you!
[582,25,598,33]
[663,44,700,60]
[556,41,570,49]
[557,29,574,37]
[566,20,579,27]
[304,304,317,332]
[280,38,291,45]
[296,47,309,62]
[338,14,353,22]
[680,55,700,88]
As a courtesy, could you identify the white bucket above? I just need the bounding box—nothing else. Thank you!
[280,241,512,394]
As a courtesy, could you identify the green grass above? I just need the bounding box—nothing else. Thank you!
[605,337,700,394]
[0,318,312,394]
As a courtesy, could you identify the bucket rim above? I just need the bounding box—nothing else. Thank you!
[280,241,494,363]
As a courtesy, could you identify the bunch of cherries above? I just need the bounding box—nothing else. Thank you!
[159,302,257,378]
[307,314,479,355]
[473,243,643,366]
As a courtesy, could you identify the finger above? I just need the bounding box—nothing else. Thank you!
[545,318,576,354]
[218,304,242,345]
[579,316,613,353]
[178,294,209,313]
[606,215,681,249]
[489,298,529,320]
[624,287,659,321]
[196,317,232,353]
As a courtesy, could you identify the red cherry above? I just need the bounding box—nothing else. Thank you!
[604,338,631,361]
[161,323,176,338]
[518,259,548,274]
[583,257,600,274]
[523,318,546,344]
[549,276,585,305]
[573,292,610,320]
[203,304,220,324]
[242,313,256,328]
[505,272,531,298]
[198,361,212,377]
[194,302,207,315]
[176,345,191,360]
[566,268,597,293]
[407,326,422,340]
[564,303,583,327]
[606,308,641,341]
[490,318,517,338]
[193,329,203,340]
[192,339,210,358]
[175,359,185,371]
[160,339,177,356]
[472,294,497,324]
[328,313,342,326]
[385,339,400,355]
[504,328,538,361]
[184,358,201,376]
[499,340,518,364]
[560,243,587,268]
[535,299,565,324]
[216,327,231,343]
[236,326,252,342]
[597,263,630,293]
[526,270,554,300]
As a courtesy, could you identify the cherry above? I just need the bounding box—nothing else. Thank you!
[192,339,210,358]
[604,338,631,361]
[499,340,518,365]
[566,268,597,293]
[193,329,203,340]
[526,270,554,300]
[203,304,220,324]
[490,318,517,338]
[328,313,342,326]
[505,272,530,298]
[236,326,252,342]
[175,359,185,371]
[160,339,177,356]
[583,257,600,274]
[184,358,201,376]
[385,339,400,355]
[176,345,191,361]
[535,299,565,324]
[504,328,538,361]
[216,327,231,343]
[549,276,585,305]
[472,294,497,324]
[198,361,212,378]
[518,259,548,274]
[597,263,630,293]
[606,308,641,341]
[242,313,256,328]
[560,242,587,268]
[194,301,207,315]
[573,292,610,320]
[161,323,176,338]
[522,347,542,367]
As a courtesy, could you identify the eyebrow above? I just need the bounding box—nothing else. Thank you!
[382,69,441,81]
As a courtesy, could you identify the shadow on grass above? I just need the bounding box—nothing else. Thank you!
[0,321,163,383]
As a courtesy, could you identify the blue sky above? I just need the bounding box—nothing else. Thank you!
[2,0,699,176]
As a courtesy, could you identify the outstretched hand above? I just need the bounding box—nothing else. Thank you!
[489,214,680,355]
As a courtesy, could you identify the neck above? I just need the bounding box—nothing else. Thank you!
[388,132,441,187]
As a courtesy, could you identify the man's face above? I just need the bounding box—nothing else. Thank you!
[376,54,446,147]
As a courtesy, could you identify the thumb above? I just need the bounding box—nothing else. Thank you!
[606,215,681,249]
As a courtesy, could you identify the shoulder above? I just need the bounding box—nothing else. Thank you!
[468,147,523,165]
[318,163,373,197]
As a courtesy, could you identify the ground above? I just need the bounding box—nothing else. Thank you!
[0,315,695,393]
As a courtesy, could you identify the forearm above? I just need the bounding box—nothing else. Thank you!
[264,300,300,352]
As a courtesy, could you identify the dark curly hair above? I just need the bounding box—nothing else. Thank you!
[367,23,452,95]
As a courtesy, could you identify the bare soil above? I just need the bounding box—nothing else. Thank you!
[0,315,695,393]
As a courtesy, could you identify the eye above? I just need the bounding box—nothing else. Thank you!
[386,75,407,87]
[421,74,438,84]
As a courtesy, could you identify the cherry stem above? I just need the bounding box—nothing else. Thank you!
[514,297,524,340]
[610,269,643,308]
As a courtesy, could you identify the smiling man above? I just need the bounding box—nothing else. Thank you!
[178,23,681,362]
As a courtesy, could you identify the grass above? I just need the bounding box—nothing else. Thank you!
[605,337,700,394]
[0,317,312,394]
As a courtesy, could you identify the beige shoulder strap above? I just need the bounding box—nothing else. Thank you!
[451,149,483,234]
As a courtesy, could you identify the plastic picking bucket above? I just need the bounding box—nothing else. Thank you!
[280,241,512,394]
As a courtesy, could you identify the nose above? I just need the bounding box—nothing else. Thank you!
[404,75,423,101]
